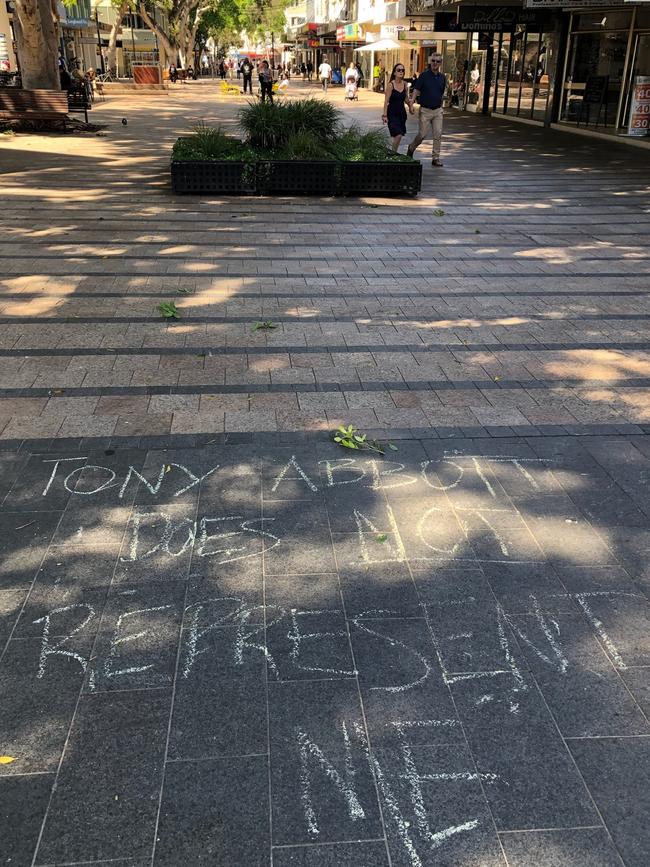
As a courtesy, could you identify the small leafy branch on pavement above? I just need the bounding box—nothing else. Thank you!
[433,208,445,217]
[252,321,277,332]
[332,424,398,455]
[158,302,181,320]
[176,287,195,295]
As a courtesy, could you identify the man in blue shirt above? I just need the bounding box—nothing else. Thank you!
[407,54,446,166]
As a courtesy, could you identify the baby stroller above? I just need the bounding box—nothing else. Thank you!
[345,72,358,100]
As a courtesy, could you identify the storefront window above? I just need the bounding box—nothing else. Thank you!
[561,12,633,129]
[532,32,553,121]
[491,26,553,120]
[505,28,524,115]
[493,32,511,112]
[467,34,486,111]
[621,30,650,131]
[572,11,632,33]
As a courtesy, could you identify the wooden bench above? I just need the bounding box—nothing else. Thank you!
[67,84,92,122]
[0,89,69,127]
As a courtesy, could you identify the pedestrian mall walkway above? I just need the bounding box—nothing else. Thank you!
[1,80,650,867]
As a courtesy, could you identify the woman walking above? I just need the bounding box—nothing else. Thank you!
[382,63,413,151]
[259,60,274,103]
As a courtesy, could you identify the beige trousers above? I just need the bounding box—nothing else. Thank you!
[409,106,443,160]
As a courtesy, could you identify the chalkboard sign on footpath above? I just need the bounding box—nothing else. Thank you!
[583,75,608,105]
[577,75,609,127]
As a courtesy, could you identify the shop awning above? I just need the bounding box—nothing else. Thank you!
[354,38,403,52]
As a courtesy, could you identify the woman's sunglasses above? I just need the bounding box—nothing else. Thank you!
[395,67,405,72]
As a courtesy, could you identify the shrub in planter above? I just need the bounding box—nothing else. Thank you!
[170,123,256,193]
[329,126,421,196]
[170,105,422,196]
[238,98,340,150]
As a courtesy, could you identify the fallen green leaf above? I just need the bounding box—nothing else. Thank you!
[433,208,445,217]
[158,302,180,320]
[376,533,388,543]
[252,320,278,332]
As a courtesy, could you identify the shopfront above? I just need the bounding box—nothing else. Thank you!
[451,6,559,119]
[559,4,650,134]
[455,1,650,136]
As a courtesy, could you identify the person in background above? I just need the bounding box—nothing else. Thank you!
[259,60,274,103]
[306,60,313,81]
[300,62,307,80]
[218,60,225,79]
[382,62,413,151]
[241,57,253,94]
[169,63,178,84]
[407,52,446,167]
[318,57,332,92]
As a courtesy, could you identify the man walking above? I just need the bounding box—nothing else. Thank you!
[241,57,253,94]
[318,57,332,92]
[407,54,446,167]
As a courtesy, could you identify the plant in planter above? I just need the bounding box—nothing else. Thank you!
[170,101,422,196]
[239,99,339,195]
[170,122,256,194]
[331,126,422,196]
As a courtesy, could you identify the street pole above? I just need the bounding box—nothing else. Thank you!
[95,9,105,74]
[131,11,136,77]
[153,5,159,65]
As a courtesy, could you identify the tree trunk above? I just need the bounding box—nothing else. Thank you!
[139,2,177,66]
[13,0,60,90]
[107,0,129,76]
[182,5,206,72]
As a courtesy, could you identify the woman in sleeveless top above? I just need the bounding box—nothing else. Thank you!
[382,63,413,151]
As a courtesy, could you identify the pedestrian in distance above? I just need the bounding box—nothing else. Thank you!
[259,60,274,103]
[382,63,414,151]
[300,62,307,81]
[241,57,253,94]
[345,61,359,101]
[318,57,332,92]
[306,60,313,81]
[169,64,178,84]
[407,53,446,166]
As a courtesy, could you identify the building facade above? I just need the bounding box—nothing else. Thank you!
[321,0,649,139]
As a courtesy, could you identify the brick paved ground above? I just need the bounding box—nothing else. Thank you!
[1,81,650,866]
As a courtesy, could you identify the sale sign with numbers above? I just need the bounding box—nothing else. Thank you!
[628,76,650,137]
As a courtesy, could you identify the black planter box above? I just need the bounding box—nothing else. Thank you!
[256,160,338,195]
[171,160,254,194]
[170,158,421,196]
[340,160,422,196]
